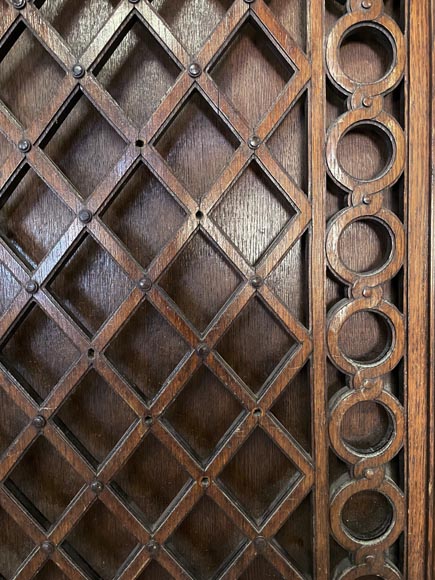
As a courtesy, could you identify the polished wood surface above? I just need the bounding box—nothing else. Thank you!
[0,0,432,578]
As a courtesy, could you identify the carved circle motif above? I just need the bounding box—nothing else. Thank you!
[326,1,405,576]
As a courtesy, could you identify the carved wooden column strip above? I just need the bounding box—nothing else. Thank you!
[310,0,329,577]
[325,1,407,577]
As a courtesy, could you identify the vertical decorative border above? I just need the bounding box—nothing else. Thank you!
[310,0,329,576]
[429,0,435,576]
[407,0,431,577]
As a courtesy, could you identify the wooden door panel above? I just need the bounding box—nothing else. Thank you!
[0,0,432,579]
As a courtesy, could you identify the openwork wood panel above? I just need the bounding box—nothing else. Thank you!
[0,0,431,578]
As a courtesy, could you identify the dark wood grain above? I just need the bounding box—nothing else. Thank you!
[0,0,432,578]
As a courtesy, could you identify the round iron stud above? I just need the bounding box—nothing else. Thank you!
[18,139,31,153]
[32,415,46,429]
[138,277,152,291]
[78,209,92,224]
[72,64,85,79]
[25,279,39,294]
[196,343,210,358]
[12,0,26,9]
[188,62,202,78]
[247,135,261,150]
[41,541,54,555]
[91,480,104,494]
[250,275,263,288]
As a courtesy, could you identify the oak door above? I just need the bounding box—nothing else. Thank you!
[0,0,432,578]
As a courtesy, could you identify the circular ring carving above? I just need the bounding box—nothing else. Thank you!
[334,557,402,580]
[326,11,405,97]
[329,387,404,466]
[326,208,405,286]
[330,476,404,552]
[326,113,405,193]
[327,299,404,377]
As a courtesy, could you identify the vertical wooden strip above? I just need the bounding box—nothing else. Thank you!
[407,0,431,576]
[429,0,435,576]
[310,0,329,576]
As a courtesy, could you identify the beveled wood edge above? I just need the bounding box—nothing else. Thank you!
[429,0,435,577]
[408,0,432,577]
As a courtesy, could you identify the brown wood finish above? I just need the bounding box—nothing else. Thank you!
[0,0,432,578]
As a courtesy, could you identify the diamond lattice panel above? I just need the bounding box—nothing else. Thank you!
[0,0,317,577]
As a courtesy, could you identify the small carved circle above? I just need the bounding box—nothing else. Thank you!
[78,209,92,224]
[196,210,204,220]
[91,480,104,494]
[248,135,261,150]
[25,279,39,294]
[87,348,95,359]
[362,287,372,298]
[72,64,85,79]
[362,96,373,108]
[135,139,144,148]
[18,139,31,153]
[144,415,153,426]
[253,408,262,418]
[129,0,140,3]
[244,0,256,3]
[138,277,152,291]
[188,62,202,78]
[361,0,372,8]
[362,195,372,205]
[32,415,46,429]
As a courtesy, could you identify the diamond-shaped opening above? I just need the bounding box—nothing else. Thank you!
[155,89,239,200]
[0,506,34,578]
[159,231,242,331]
[112,433,190,530]
[0,388,27,457]
[137,561,173,580]
[0,165,74,269]
[153,0,234,54]
[42,89,127,198]
[267,92,308,193]
[95,15,181,127]
[37,0,121,56]
[0,21,65,128]
[267,234,308,326]
[106,300,189,401]
[102,161,186,268]
[219,428,300,524]
[0,263,21,317]
[0,304,80,402]
[239,556,283,580]
[271,364,311,454]
[164,366,244,464]
[211,161,296,265]
[264,0,306,51]
[210,19,294,126]
[5,436,84,529]
[54,369,137,468]
[274,493,313,576]
[49,235,134,336]
[216,296,297,394]
[166,496,246,579]
[34,561,69,580]
[63,500,139,579]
